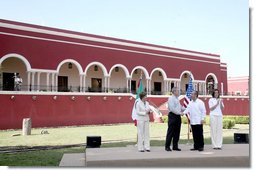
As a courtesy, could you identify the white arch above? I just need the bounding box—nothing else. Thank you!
[179,70,195,80]
[57,59,83,75]
[0,53,31,71]
[84,61,108,76]
[109,64,130,77]
[150,68,167,80]
[130,66,149,79]
[205,73,218,83]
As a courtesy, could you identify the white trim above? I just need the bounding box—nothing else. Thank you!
[220,69,227,72]
[130,66,149,79]
[179,70,195,80]
[0,31,221,65]
[150,68,167,80]
[0,53,31,71]
[205,73,218,84]
[0,22,221,60]
[56,59,83,75]
[108,64,130,78]
[84,61,108,77]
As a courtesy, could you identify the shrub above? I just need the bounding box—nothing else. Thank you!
[223,119,235,129]
[223,116,249,124]
[161,115,168,123]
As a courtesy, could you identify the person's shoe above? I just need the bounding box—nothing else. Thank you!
[213,148,217,150]
[139,150,145,152]
[173,148,181,151]
[165,147,172,151]
[190,148,198,151]
[146,150,150,152]
[198,148,204,151]
[217,148,222,150]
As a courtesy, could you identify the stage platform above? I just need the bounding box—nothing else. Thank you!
[59,144,249,167]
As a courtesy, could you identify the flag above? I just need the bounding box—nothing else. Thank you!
[183,74,193,123]
[136,75,144,99]
[132,73,144,121]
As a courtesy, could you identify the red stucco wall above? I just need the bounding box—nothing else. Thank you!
[0,94,249,130]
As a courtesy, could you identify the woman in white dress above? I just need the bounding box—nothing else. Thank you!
[209,89,224,150]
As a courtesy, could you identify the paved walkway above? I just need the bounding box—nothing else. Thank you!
[59,144,249,167]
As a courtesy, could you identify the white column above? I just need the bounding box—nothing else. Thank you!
[126,77,129,93]
[51,73,55,92]
[46,73,50,91]
[55,73,58,92]
[129,78,132,93]
[108,76,110,92]
[104,76,107,92]
[79,75,83,92]
[37,72,41,91]
[31,72,35,91]
[83,75,86,92]
[27,71,31,91]
[146,79,149,94]
[149,79,152,95]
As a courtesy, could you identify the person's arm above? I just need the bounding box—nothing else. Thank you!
[136,102,146,116]
[201,101,206,124]
[220,99,224,110]
[209,98,219,111]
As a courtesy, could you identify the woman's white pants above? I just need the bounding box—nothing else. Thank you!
[137,120,150,151]
[210,115,223,148]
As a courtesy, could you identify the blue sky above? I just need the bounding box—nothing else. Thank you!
[0,0,249,77]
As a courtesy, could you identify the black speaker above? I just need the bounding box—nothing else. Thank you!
[86,136,101,148]
[234,133,249,144]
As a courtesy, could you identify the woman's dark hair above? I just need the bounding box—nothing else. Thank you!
[212,89,220,98]
[139,92,147,100]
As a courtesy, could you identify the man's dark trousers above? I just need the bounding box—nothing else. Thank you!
[191,124,204,150]
[165,112,181,149]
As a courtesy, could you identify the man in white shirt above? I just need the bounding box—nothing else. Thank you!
[165,87,184,151]
[183,90,206,151]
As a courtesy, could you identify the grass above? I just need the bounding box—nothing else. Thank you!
[0,123,249,166]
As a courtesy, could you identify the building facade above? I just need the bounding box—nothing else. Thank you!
[0,19,228,95]
[228,76,249,96]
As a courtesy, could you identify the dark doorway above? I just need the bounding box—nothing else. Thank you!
[3,72,15,91]
[58,76,68,92]
[131,80,136,93]
[91,78,102,92]
[154,82,162,94]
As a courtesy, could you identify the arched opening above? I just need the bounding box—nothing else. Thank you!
[109,64,129,93]
[205,74,218,95]
[0,57,28,91]
[85,64,106,92]
[150,69,166,95]
[180,71,193,95]
[130,67,149,94]
[57,62,81,92]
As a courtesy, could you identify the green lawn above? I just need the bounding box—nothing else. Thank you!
[0,123,249,166]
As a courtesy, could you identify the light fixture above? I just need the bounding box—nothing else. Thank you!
[53,96,57,100]
[10,95,15,100]
[159,72,162,76]
[68,63,72,69]
[71,96,75,101]
[134,69,138,74]
[87,96,91,100]
[184,73,187,78]
[115,67,119,72]
[32,96,37,101]
[103,96,107,100]
[118,96,122,100]
[94,65,98,71]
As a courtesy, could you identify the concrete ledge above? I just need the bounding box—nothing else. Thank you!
[59,144,249,167]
